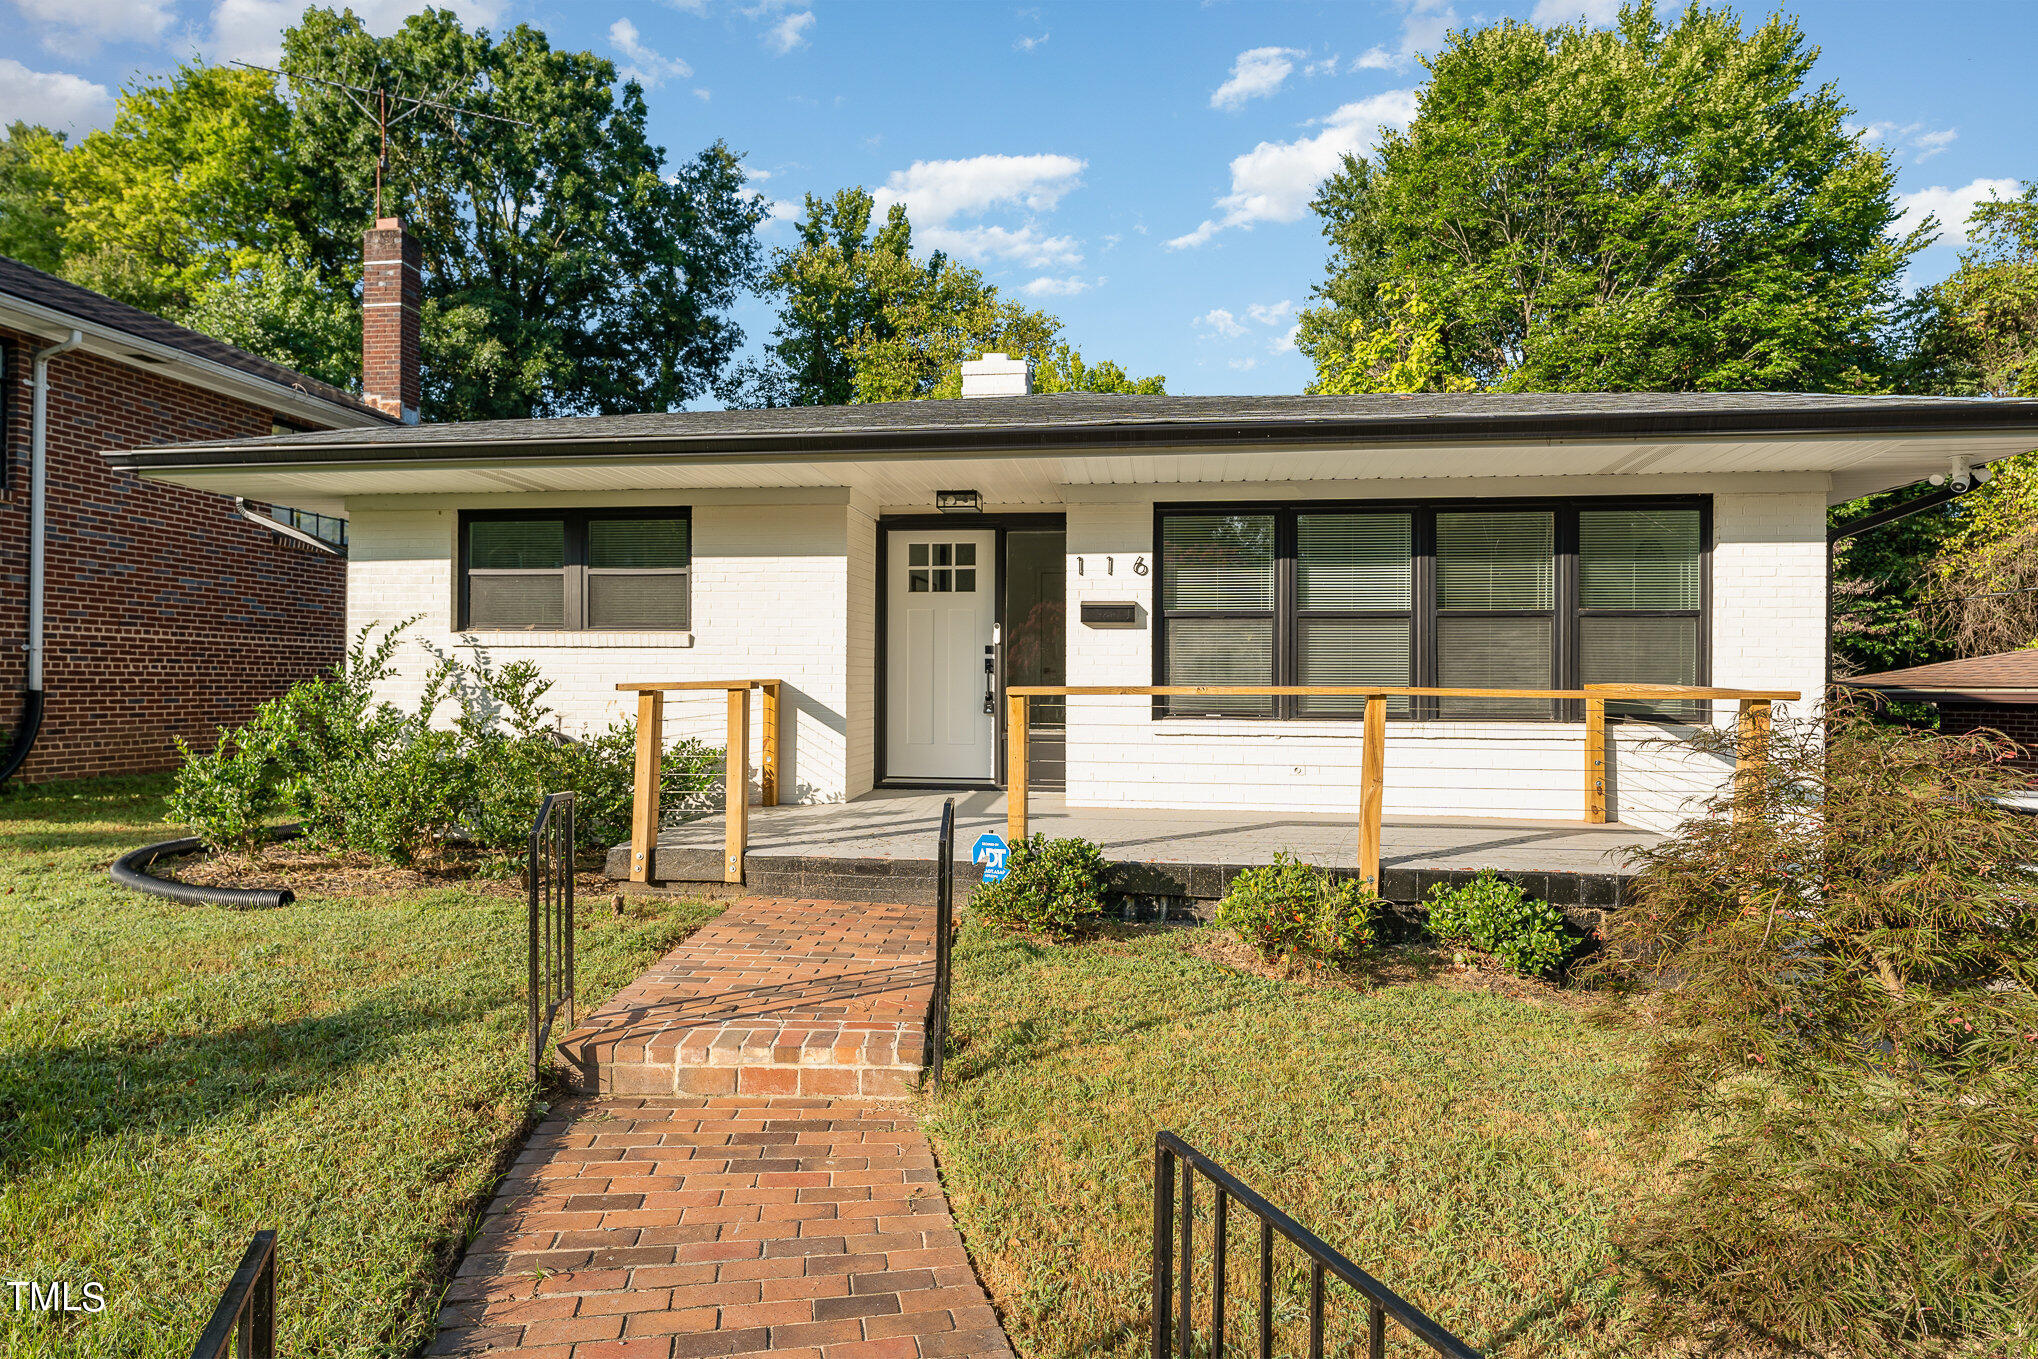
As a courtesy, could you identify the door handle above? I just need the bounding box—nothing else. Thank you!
[984,644,996,715]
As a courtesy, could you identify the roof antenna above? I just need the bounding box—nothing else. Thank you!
[232,60,535,220]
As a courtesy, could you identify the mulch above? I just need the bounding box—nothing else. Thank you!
[157,842,615,901]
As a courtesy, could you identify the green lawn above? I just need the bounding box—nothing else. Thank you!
[926,924,1674,1359]
[0,776,719,1357]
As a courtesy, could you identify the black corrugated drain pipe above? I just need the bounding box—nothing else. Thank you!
[109,824,305,909]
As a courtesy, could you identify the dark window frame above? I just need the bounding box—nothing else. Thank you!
[458,507,692,632]
[1152,495,1711,722]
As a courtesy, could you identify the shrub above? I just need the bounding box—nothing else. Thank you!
[1423,871,1571,977]
[970,834,1111,938]
[167,729,275,854]
[1583,701,2038,1353]
[1215,853,1377,965]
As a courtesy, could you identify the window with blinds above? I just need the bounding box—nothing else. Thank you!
[1154,499,1708,723]
[1578,507,1703,718]
[461,510,691,631]
[1158,514,1275,715]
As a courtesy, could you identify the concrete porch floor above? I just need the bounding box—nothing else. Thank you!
[607,789,1662,907]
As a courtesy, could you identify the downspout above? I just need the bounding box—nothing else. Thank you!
[1,328,84,787]
[1825,460,1989,691]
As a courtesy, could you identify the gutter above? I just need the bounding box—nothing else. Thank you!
[102,398,2038,472]
[1,328,83,787]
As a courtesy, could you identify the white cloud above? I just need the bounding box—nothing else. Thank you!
[608,18,691,88]
[1196,308,1247,339]
[1529,0,1622,26]
[0,58,114,134]
[1247,299,1293,326]
[1168,90,1418,249]
[765,10,814,53]
[1848,120,1961,166]
[875,153,1086,225]
[1895,178,2022,246]
[1270,323,1302,355]
[1023,275,1089,297]
[1015,31,1049,52]
[694,87,711,101]
[1912,129,1958,161]
[12,0,173,55]
[1229,357,1259,371]
[665,0,710,12]
[1352,0,1457,73]
[922,224,1083,270]
[1211,46,1302,111]
[203,0,502,65]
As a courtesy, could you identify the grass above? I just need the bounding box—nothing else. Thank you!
[924,923,1679,1359]
[0,775,720,1357]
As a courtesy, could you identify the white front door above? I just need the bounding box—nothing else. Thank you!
[886,528,997,781]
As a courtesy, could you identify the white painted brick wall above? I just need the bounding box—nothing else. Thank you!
[344,499,856,802]
[1061,489,1826,833]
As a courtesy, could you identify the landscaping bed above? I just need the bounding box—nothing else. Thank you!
[0,775,721,1358]
[925,919,1672,1357]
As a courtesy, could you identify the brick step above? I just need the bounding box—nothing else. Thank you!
[563,1018,929,1100]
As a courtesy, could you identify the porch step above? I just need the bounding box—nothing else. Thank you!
[554,897,935,1102]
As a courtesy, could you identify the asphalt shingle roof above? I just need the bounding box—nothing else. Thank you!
[1847,650,2038,699]
[0,254,388,422]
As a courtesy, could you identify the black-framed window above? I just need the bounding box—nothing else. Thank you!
[1155,498,1708,721]
[460,509,691,631]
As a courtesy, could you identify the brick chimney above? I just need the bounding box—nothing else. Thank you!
[362,217,421,423]
[960,351,1033,398]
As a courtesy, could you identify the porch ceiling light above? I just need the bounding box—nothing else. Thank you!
[935,489,982,513]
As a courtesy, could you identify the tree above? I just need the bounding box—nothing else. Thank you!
[1297,3,1925,394]
[0,122,68,274]
[278,7,765,419]
[749,188,1161,404]
[1587,706,2038,1352]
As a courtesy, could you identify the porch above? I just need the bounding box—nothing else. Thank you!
[603,787,1663,908]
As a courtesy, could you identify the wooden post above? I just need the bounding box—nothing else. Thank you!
[1007,693,1029,846]
[629,689,663,883]
[1735,698,1772,824]
[1584,695,1607,824]
[725,686,749,884]
[759,681,780,807]
[1359,695,1385,891]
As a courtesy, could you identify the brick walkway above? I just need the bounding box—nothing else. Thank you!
[559,899,933,1100]
[431,1097,1012,1359]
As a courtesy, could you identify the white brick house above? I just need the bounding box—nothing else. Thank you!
[112,367,2038,834]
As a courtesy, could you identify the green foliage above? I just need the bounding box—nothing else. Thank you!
[168,620,720,866]
[1298,3,1922,394]
[1940,182,2038,399]
[1586,703,2038,1352]
[1214,853,1378,965]
[1424,872,1572,978]
[969,834,1111,938]
[0,122,67,274]
[178,251,360,392]
[166,730,276,855]
[742,187,1161,405]
[1829,482,1959,676]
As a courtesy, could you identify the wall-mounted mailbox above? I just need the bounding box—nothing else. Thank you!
[1080,601,1139,626]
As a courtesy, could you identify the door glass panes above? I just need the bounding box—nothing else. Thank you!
[907,541,977,593]
[1436,511,1554,608]
[1161,515,1275,611]
[1579,509,1700,609]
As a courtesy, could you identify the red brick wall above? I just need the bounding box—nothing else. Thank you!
[1,326,346,782]
[1938,701,2038,766]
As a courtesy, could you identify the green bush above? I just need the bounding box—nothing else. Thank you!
[1424,872,1571,978]
[168,620,723,865]
[167,730,276,854]
[970,834,1111,938]
[1215,853,1378,965]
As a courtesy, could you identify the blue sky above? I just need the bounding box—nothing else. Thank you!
[3,0,2034,397]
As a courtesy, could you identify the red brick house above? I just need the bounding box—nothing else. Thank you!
[1,250,400,783]
[1847,649,2038,766]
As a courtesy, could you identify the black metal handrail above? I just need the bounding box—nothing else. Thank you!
[529,791,576,1083]
[1154,1132,1480,1359]
[928,796,957,1095]
[190,1230,276,1359]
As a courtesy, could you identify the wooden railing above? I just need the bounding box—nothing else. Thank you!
[1005,683,1799,889]
[619,680,780,884]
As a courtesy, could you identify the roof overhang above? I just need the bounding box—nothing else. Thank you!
[0,293,387,430]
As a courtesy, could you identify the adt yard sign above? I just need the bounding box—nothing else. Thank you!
[972,832,1009,883]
